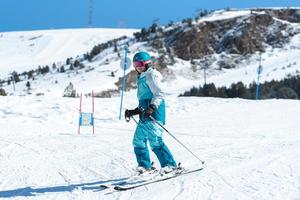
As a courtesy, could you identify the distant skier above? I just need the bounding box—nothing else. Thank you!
[125,51,177,174]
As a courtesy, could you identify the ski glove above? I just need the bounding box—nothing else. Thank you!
[143,104,156,119]
[125,107,141,122]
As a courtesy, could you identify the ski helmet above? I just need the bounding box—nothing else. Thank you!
[133,51,151,62]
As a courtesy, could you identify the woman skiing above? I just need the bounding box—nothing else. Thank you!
[125,51,177,174]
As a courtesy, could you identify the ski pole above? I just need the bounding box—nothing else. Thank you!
[132,115,205,165]
[149,116,205,165]
[131,115,139,124]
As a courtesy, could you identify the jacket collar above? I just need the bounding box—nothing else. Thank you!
[138,67,153,79]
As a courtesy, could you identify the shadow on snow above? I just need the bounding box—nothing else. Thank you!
[0,177,127,198]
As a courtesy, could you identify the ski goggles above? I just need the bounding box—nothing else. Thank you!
[133,60,151,68]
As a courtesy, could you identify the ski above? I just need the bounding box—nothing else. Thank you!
[113,167,204,191]
[99,169,159,189]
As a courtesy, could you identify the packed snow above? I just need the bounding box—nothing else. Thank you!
[0,94,299,199]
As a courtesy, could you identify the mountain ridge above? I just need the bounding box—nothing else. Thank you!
[1,8,300,97]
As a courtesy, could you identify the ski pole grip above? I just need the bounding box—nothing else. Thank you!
[125,115,130,122]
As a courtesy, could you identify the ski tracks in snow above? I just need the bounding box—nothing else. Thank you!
[1,97,300,199]
[203,138,300,200]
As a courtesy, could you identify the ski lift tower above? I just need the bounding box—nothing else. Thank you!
[202,57,209,86]
[256,53,263,100]
[10,72,16,92]
[88,0,93,28]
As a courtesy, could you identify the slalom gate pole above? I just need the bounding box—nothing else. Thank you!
[78,93,82,135]
[132,116,205,165]
[92,90,95,134]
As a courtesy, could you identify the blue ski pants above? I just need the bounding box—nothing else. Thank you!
[133,121,176,169]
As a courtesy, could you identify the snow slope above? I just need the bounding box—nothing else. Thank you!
[0,95,299,199]
[0,28,137,77]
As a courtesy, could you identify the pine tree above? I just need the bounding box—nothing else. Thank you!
[41,65,49,74]
[27,70,34,79]
[66,58,71,65]
[11,71,20,82]
[114,41,118,52]
[69,63,74,70]
[26,81,31,90]
[52,63,57,70]
[60,66,65,73]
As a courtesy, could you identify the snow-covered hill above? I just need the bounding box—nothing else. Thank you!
[1,9,300,98]
[0,28,137,77]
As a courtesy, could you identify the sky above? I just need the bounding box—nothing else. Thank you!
[0,0,300,32]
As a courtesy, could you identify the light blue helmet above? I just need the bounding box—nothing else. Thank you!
[133,51,152,62]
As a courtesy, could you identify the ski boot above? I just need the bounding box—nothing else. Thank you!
[160,162,185,175]
[136,162,157,175]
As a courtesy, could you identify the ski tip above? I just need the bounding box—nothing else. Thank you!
[114,186,127,191]
[100,185,110,189]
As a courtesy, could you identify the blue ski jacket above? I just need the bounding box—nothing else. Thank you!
[137,67,166,125]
